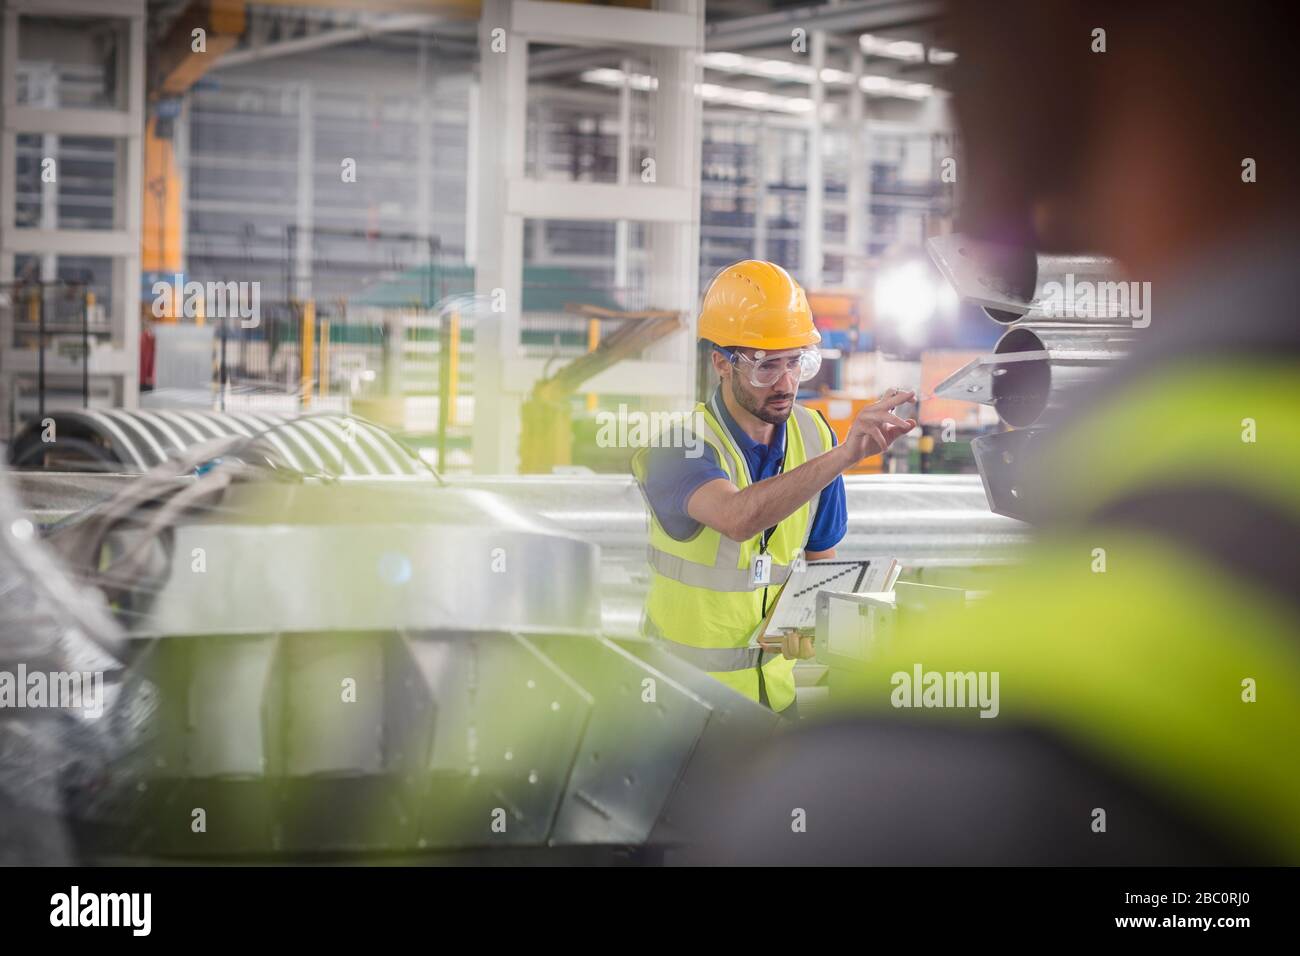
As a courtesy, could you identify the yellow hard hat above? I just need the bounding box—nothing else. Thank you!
[698,260,821,351]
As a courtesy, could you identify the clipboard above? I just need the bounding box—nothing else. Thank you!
[766,558,900,634]
[747,575,792,650]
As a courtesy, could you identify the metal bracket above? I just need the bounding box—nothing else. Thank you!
[932,350,1050,406]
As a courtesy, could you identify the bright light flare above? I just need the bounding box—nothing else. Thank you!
[875,260,940,344]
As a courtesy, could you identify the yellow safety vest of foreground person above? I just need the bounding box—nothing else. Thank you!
[633,260,837,712]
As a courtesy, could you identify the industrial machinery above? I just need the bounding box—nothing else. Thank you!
[925,234,1140,520]
[3,397,1030,862]
[4,439,777,863]
[813,581,988,684]
[520,304,683,474]
[802,235,1140,673]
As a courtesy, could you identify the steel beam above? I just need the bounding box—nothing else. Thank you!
[507,179,694,224]
[801,29,825,288]
[211,13,445,70]
[511,0,697,49]
[706,0,943,51]
[471,0,526,473]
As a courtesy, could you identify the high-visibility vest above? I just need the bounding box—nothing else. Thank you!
[831,359,1300,858]
[633,391,836,711]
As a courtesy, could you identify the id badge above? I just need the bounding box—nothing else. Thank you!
[750,552,772,588]
[791,550,807,574]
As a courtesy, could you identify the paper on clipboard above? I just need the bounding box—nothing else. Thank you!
[767,558,900,633]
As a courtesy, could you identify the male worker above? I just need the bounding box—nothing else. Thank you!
[696,0,1300,863]
[634,260,915,717]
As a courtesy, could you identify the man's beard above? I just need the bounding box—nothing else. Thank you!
[731,374,794,425]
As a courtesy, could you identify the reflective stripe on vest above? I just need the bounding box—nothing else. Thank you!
[642,612,777,671]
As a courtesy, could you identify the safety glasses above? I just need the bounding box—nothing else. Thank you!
[717,346,822,388]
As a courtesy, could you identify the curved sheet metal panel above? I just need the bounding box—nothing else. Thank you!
[135,481,601,638]
[8,410,425,478]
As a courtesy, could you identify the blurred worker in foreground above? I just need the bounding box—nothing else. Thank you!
[633,260,915,717]
[692,0,1299,863]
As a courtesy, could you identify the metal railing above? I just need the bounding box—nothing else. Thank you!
[1,280,96,431]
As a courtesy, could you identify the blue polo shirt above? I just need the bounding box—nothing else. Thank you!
[640,388,848,551]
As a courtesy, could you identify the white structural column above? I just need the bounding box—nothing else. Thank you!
[613,58,632,297]
[463,81,479,268]
[0,0,145,432]
[644,0,701,405]
[845,46,869,291]
[800,29,825,289]
[416,100,433,251]
[415,35,434,250]
[33,68,56,280]
[472,0,527,474]
[117,2,144,410]
[472,0,703,473]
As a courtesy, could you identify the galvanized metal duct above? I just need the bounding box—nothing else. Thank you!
[7,409,425,478]
[990,324,1139,428]
[926,233,1128,324]
[63,475,776,860]
[928,232,1150,518]
[79,625,775,859]
[131,481,602,638]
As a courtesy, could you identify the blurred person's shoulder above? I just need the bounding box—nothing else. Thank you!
[689,535,1293,864]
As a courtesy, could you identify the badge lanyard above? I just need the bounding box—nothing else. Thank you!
[751,434,787,711]
[749,426,793,595]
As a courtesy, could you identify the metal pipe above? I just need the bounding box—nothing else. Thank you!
[35,288,46,421]
[437,309,452,469]
[300,299,315,409]
[926,234,1129,324]
[981,250,1121,325]
[448,473,1028,565]
[211,14,447,71]
[991,324,1139,427]
[318,318,330,399]
[82,288,91,408]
